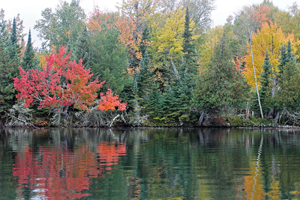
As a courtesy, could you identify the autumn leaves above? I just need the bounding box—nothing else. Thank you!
[14,46,126,113]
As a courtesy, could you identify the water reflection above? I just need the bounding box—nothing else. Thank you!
[1,128,300,199]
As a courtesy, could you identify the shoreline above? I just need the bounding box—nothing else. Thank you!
[1,124,300,131]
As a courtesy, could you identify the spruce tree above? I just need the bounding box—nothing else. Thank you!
[73,26,90,67]
[277,45,287,80]
[181,7,198,79]
[22,30,35,70]
[273,40,300,113]
[259,51,272,114]
[286,40,296,64]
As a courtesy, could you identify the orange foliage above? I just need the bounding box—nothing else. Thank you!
[98,89,127,111]
[115,14,143,61]
[86,7,119,34]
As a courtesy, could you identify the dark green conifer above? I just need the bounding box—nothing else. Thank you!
[22,30,35,70]
[286,40,296,64]
[181,7,198,78]
[73,26,90,67]
[277,45,287,80]
[193,34,249,114]
[259,50,272,114]
[0,20,17,110]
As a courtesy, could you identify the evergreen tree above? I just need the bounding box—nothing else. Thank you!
[66,34,73,56]
[193,34,249,115]
[73,26,90,67]
[22,30,35,70]
[0,20,17,110]
[286,40,296,64]
[90,19,130,94]
[259,51,272,114]
[277,45,288,80]
[275,41,299,111]
[181,7,198,79]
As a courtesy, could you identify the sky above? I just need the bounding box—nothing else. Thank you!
[1,0,298,48]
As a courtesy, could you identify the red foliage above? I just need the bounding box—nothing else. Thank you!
[14,46,126,112]
[98,89,126,111]
[13,142,126,199]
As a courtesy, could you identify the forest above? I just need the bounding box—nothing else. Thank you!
[0,0,300,127]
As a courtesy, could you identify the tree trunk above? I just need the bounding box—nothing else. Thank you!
[246,101,250,119]
[268,108,274,119]
[170,58,180,79]
[109,114,120,128]
[199,111,205,126]
[269,78,277,119]
[274,110,281,123]
[249,37,264,119]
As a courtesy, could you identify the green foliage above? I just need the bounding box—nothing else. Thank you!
[0,19,18,111]
[259,51,272,114]
[275,41,300,111]
[34,0,86,49]
[22,30,35,70]
[72,26,90,67]
[275,61,300,110]
[181,7,198,80]
[277,44,288,80]
[90,16,130,94]
[193,34,250,113]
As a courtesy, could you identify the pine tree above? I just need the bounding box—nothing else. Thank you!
[22,30,35,70]
[181,7,198,79]
[259,50,272,114]
[73,26,90,67]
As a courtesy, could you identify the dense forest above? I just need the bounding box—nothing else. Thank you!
[0,0,300,127]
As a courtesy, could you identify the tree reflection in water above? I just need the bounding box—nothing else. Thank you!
[10,129,127,200]
[1,128,300,199]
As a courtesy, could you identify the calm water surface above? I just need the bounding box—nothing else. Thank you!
[0,128,300,199]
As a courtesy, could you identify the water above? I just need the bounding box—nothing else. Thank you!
[1,128,300,199]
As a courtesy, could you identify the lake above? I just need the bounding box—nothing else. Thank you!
[0,128,300,199]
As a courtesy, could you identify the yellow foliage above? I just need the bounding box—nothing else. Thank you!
[243,22,300,89]
[199,26,224,69]
[157,7,186,59]
[151,7,199,60]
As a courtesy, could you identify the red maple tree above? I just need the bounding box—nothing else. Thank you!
[14,46,126,112]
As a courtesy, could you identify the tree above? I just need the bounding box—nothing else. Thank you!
[234,5,272,118]
[34,0,86,49]
[180,0,215,33]
[181,7,198,80]
[243,22,299,88]
[22,30,35,70]
[6,14,26,39]
[0,20,17,110]
[72,26,90,68]
[115,0,158,73]
[258,51,272,115]
[88,10,130,94]
[14,46,126,117]
[275,41,299,112]
[155,8,186,79]
[193,34,249,124]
